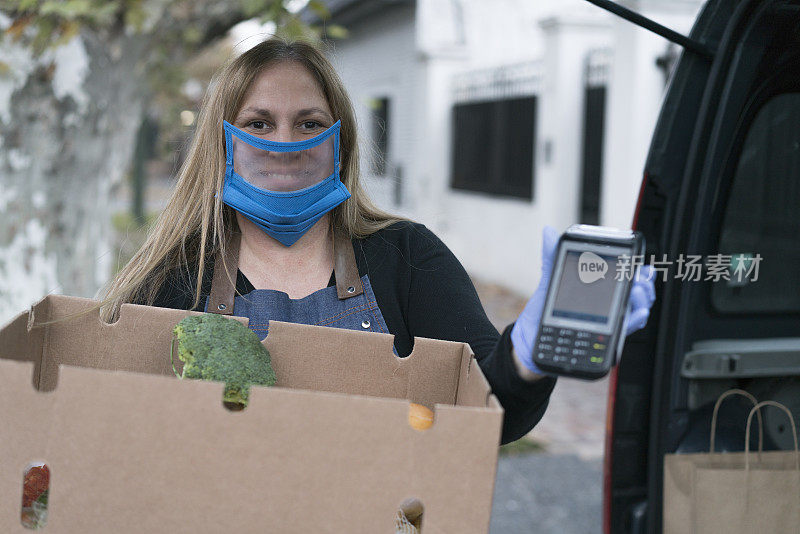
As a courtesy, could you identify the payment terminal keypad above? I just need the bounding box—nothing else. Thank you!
[534,326,609,370]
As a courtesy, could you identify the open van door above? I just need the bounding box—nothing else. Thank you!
[604,0,800,532]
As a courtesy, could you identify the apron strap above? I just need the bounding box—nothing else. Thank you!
[207,226,363,314]
[208,232,240,315]
[334,227,364,300]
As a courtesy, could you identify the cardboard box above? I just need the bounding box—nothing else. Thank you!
[0,295,503,533]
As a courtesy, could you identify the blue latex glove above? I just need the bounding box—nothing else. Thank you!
[511,226,656,375]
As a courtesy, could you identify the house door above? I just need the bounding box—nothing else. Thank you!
[579,50,609,226]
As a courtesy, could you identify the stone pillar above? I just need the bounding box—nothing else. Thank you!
[538,10,612,230]
[601,0,704,228]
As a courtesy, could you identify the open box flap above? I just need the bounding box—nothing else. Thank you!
[455,343,501,410]
[263,319,473,408]
[0,296,496,410]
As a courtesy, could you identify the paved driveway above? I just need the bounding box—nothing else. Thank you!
[473,277,608,534]
[490,454,602,533]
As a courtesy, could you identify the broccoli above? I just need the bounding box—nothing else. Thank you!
[173,314,276,407]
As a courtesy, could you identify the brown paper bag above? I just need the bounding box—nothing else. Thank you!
[664,392,800,534]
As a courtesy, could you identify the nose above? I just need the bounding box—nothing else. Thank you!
[270,121,302,143]
[272,126,292,143]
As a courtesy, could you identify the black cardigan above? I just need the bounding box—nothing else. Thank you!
[150,221,556,444]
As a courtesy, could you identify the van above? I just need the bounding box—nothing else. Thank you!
[602,0,800,532]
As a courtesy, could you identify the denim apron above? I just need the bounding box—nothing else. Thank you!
[205,229,390,341]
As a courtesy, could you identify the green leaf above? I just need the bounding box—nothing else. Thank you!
[31,16,56,55]
[39,0,93,18]
[182,26,202,44]
[18,0,41,12]
[241,0,269,18]
[92,0,121,26]
[277,16,303,39]
[325,23,348,39]
[268,0,286,21]
[124,2,147,32]
[53,19,80,45]
[308,0,329,19]
[278,15,320,41]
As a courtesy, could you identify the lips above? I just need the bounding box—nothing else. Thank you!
[235,148,333,191]
[248,172,317,192]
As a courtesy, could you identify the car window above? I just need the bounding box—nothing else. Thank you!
[713,92,800,313]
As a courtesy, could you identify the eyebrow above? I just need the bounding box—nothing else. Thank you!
[237,107,334,122]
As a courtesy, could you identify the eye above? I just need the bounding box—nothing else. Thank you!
[247,120,269,130]
[300,120,325,131]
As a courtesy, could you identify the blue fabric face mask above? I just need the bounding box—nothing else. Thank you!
[221,119,351,246]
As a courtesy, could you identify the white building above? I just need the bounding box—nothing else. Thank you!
[313,0,703,295]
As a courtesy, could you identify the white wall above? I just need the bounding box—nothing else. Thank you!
[329,0,705,298]
[433,7,612,297]
[437,0,703,295]
[446,0,602,66]
[601,0,705,229]
[326,4,419,211]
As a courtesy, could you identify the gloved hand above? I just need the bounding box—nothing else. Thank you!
[511,226,656,375]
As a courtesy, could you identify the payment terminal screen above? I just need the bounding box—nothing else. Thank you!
[551,250,620,324]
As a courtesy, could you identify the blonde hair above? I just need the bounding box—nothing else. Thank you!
[99,37,405,321]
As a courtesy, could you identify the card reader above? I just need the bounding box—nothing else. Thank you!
[532,225,645,380]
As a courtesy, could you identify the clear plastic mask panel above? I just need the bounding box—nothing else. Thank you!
[232,135,335,193]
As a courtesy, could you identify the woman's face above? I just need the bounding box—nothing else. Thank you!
[231,61,335,192]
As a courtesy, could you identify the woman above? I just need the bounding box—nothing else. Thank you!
[101,37,654,445]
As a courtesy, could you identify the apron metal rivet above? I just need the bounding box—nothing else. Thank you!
[347,286,355,293]
[361,320,370,329]
[218,303,227,311]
